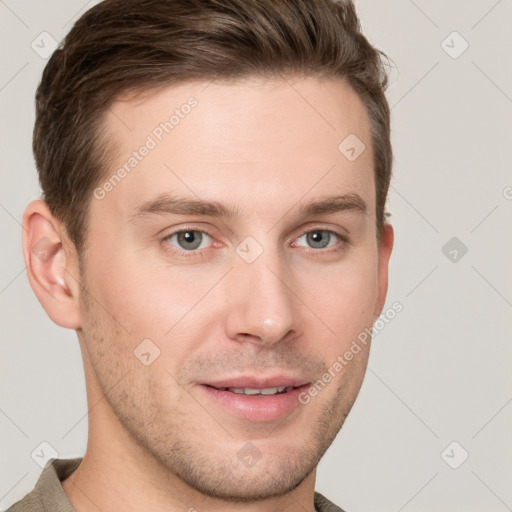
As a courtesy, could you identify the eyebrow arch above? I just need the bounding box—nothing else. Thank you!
[129,193,240,222]
[129,192,367,222]
[298,192,367,217]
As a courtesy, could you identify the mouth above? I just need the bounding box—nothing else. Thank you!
[210,385,296,396]
[198,377,311,423]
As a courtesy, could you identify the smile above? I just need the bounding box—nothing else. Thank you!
[216,386,294,395]
[199,378,311,423]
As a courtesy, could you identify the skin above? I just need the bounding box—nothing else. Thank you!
[23,76,393,512]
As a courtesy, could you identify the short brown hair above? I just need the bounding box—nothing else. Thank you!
[33,0,392,252]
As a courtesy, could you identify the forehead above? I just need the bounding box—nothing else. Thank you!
[97,76,374,220]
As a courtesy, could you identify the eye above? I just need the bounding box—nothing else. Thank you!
[161,227,346,258]
[164,230,212,252]
[295,229,343,250]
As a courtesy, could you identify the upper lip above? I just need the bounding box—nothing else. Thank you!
[201,375,311,389]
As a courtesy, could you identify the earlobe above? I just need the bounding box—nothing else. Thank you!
[373,223,394,320]
[22,200,82,330]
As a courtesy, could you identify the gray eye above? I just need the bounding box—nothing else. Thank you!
[172,231,209,251]
[300,230,335,249]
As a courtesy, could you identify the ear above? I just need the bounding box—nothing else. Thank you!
[373,223,394,320]
[22,200,82,329]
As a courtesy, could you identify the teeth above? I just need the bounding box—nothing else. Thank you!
[227,386,291,395]
[242,388,261,395]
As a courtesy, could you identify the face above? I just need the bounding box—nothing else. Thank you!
[76,76,391,501]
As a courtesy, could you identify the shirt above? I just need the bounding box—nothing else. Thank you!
[6,458,346,512]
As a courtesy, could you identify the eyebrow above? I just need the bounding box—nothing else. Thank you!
[129,194,240,221]
[299,192,367,217]
[129,192,367,222]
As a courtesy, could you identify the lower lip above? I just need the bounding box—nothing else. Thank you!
[199,384,310,423]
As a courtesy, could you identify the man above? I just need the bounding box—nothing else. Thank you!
[9,0,393,510]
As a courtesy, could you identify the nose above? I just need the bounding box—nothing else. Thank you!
[224,249,300,347]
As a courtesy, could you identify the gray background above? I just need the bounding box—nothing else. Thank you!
[1,1,511,510]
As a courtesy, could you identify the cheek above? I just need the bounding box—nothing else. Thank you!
[79,268,188,412]
[83,249,169,329]
[84,253,225,363]
[298,253,379,341]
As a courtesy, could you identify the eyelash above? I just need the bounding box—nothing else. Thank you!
[161,226,349,258]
